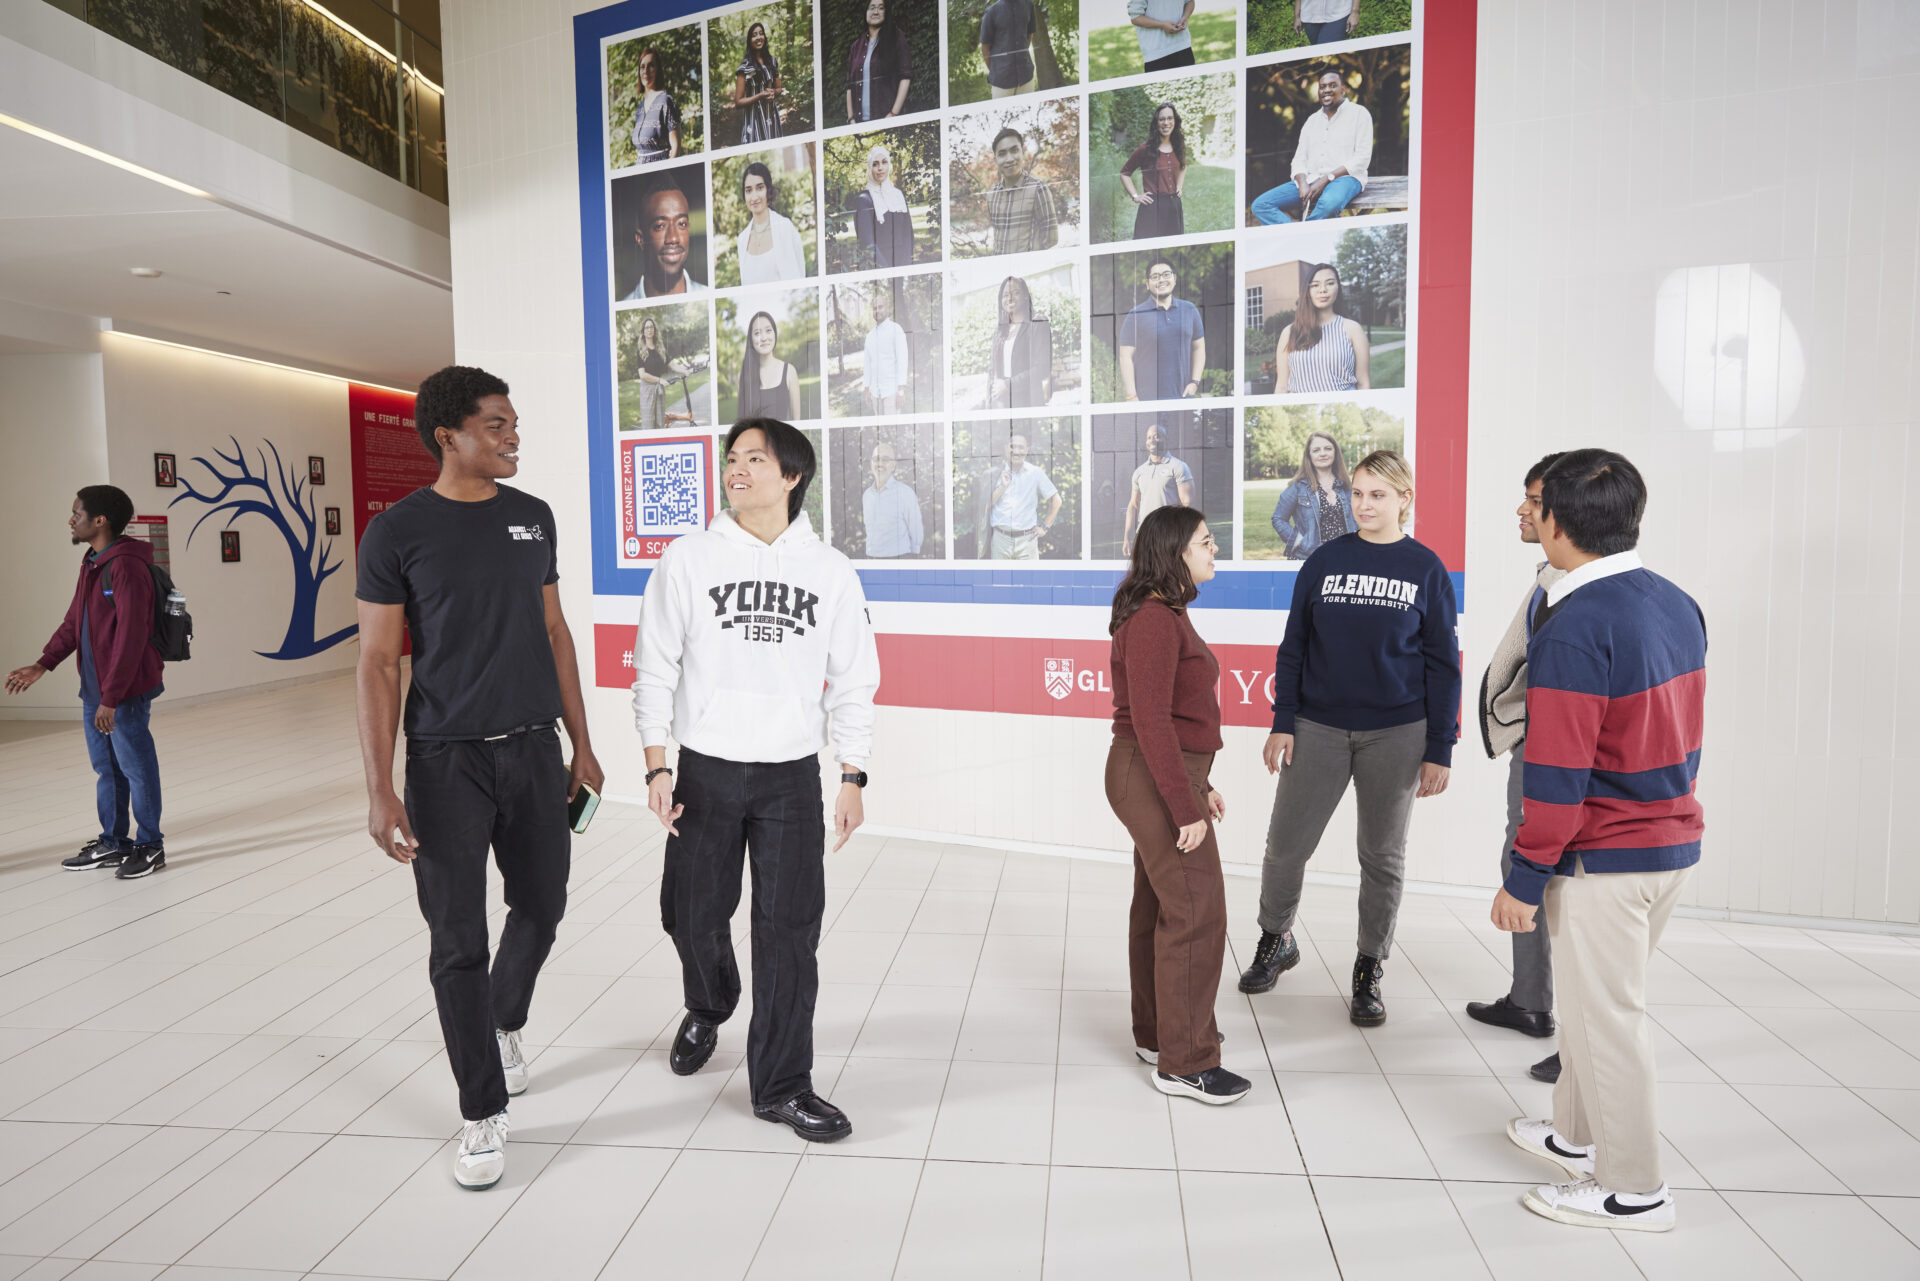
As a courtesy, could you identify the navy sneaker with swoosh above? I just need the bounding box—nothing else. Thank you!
[1522,1178,1674,1232]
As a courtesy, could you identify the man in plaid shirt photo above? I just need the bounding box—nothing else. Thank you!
[986,126,1060,255]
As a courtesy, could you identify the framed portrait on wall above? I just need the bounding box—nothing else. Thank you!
[153,453,176,488]
[308,456,326,485]
[220,530,241,563]
[325,507,341,536]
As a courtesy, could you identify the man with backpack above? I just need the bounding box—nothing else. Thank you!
[6,485,172,878]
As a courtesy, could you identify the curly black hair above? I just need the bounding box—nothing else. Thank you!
[414,365,510,461]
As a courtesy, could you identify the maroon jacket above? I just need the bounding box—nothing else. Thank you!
[39,538,164,706]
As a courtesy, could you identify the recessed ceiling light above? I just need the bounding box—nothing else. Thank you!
[130,267,163,278]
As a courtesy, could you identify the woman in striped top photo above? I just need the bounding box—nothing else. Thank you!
[1274,263,1370,393]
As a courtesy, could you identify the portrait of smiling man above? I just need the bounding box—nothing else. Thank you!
[623,171,708,299]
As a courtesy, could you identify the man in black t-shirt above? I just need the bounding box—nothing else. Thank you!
[354,365,604,1191]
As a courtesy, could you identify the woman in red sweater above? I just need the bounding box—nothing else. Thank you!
[1105,506,1251,1106]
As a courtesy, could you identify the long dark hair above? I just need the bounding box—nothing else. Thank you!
[860,0,902,79]
[1152,102,1187,168]
[1284,263,1342,356]
[996,275,1034,330]
[1295,430,1350,490]
[744,21,774,73]
[737,310,780,406]
[1109,506,1207,635]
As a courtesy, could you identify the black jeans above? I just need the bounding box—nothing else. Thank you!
[405,724,571,1121]
[662,748,825,1108]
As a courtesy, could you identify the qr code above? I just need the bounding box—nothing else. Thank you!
[632,442,707,536]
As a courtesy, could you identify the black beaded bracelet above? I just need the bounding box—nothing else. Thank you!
[645,767,672,784]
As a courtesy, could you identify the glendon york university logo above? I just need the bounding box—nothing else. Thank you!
[1044,658,1074,701]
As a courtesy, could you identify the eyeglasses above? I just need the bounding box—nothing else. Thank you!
[1147,270,1175,282]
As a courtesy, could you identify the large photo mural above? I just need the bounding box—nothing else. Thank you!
[574,0,1467,725]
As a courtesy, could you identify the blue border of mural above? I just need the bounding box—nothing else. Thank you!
[571,2,1465,616]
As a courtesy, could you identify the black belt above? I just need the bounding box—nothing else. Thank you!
[483,719,556,742]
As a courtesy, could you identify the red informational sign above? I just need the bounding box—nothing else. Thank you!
[346,384,435,548]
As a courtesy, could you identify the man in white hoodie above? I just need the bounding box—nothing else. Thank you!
[633,416,880,1142]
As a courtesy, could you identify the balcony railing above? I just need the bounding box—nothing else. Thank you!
[45,0,447,203]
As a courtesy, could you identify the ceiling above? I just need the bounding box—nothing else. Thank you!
[0,120,453,388]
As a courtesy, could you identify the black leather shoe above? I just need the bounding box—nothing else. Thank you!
[1350,953,1386,1026]
[668,1014,718,1076]
[113,844,165,879]
[1466,995,1556,1038]
[1530,1052,1561,1084]
[754,1090,852,1143]
[62,839,126,870]
[1237,929,1300,994]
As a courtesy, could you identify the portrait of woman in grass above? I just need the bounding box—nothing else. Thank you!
[614,303,712,429]
[1083,0,1234,80]
[1090,72,1235,244]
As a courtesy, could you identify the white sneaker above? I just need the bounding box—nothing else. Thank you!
[456,1110,509,1190]
[497,1028,528,1096]
[1522,1178,1674,1232]
[1135,1046,1157,1065]
[1507,1117,1595,1177]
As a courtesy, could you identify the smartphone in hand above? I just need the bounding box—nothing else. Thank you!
[568,782,601,834]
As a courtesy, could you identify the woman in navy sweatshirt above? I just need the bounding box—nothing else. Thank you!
[1236,450,1461,1027]
[1106,506,1251,1106]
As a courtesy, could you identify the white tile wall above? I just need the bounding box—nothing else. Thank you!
[442,0,1920,926]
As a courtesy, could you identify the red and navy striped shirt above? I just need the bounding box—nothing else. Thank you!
[1501,562,1707,905]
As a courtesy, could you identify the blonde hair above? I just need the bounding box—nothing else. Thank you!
[1352,449,1415,528]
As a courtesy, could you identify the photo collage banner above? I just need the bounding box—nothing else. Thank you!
[573,0,1472,723]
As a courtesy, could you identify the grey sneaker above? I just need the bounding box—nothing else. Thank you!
[497,1028,527,1096]
[455,1110,509,1189]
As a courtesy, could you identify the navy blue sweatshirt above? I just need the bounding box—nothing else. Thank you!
[1270,533,1462,766]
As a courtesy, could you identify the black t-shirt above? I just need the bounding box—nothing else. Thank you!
[355,484,563,740]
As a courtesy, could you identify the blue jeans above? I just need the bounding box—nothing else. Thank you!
[1252,175,1363,224]
[83,692,162,848]
[1303,19,1350,43]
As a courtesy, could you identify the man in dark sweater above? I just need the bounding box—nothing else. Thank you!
[7,485,168,879]
[1491,449,1705,1234]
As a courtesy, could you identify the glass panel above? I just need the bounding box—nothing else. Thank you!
[281,0,402,181]
[202,0,285,118]
[404,27,448,203]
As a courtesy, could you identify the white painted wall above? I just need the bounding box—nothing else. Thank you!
[441,0,1920,925]
[0,352,109,713]
[97,334,361,702]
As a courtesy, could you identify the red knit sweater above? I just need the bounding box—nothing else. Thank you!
[1111,599,1223,825]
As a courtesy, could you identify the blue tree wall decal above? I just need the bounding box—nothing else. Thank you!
[169,437,359,659]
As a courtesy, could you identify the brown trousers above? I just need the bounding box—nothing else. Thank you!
[1105,739,1227,1076]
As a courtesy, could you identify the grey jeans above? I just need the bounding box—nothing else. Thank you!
[1258,716,1426,960]
[1501,747,1555,1012]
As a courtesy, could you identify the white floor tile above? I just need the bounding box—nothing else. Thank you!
[1278,1071,1435,1178]
[1051,1064,1175,1168]
[1724,1189,1920,1280]
[1736,1083,1920,1196]
[1043,1166,1188,1281]
[1180,1170,1339,1280]
[954,985,1060,1063]
[1168,1066,1304,1174]
[1656,1081,1848,1193]
[95,1130,328,1264]
[453,1144,673,1281]
[814,1056,949,1159]
[850,985,968,1060]
[745,1153,920,1280]
[179,1133,437,1272]
[574,1048,740,1148]
[927,1060,1055,1166]
[0,1126,225,1258]
[1612,1188,1797,1279]
[597,1148,797,1281]
[1313,1175,1488,1280]
[894,1160,1048,1281]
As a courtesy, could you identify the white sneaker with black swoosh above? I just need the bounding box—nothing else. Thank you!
[1506,1117,1595,1177]
[1522,1178,1674,1232]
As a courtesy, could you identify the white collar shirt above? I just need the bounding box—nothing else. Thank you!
[1291,98,1373,191]
[1546,549,1644,607]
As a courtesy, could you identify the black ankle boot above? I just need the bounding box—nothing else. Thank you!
[1237,929,1300,994]
[1350,953,1386,1026]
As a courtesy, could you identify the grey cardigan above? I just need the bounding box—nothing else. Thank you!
[1477,562,1566,759]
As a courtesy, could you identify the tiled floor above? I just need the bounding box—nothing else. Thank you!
[2,679,1919,1280]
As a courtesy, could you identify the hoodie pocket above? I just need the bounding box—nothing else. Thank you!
[690,687,813,754]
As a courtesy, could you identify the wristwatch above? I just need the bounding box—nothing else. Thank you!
[841,770,868,788]
[645,766,673,785]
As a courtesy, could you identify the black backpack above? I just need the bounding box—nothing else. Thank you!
[102,559,193,662]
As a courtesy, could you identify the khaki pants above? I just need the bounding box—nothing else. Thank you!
[1545,858,1690,1194]
[990,528,1040,560]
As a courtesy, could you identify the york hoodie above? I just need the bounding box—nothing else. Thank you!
[632,510,880,767]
